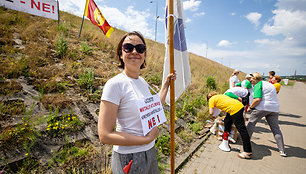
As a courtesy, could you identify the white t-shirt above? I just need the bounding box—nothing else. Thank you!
[101,73,155,154]
[225,87,248,98]
[254,81,279,112]
[229,75,239,89]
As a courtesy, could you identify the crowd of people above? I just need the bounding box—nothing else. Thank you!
[208,69,286,160]
[97,31,286,173]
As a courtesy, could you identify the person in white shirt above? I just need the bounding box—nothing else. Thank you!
[98,31,176,174]
[247,72,286,157]
[229,69,240,89]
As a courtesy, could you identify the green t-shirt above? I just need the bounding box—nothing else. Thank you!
[236,80,252,89]
[253,81,263,98]
[224,92,238,99]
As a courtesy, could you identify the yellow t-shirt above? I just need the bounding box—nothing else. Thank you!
[209,95,244,115]
[273,83,281,94]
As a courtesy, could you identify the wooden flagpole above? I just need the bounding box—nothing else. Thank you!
[168,0,175,173]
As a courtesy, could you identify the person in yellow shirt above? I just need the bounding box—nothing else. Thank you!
[272,75,282,94]
[207,92,252,159]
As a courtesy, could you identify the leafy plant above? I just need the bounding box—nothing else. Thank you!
[55,36,68,59]
[80,42,93,55]
[78,68,94,90]
[156,134,171,155]
[46,108,85,137]
[187,121,203,134]
[206,76,216,89]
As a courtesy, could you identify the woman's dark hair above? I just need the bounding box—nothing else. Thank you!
[116,31,146,69]
[269,71,275,76]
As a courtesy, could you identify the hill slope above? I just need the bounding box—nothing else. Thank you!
[0,7,246,173]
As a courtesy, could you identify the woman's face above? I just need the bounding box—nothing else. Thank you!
[250,77,259,85]
[120,35,146,70]
[271,77,277,83]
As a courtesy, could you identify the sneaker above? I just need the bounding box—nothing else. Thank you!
[280,151,287,157]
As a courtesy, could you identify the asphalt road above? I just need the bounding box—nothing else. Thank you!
[177,81,306,174]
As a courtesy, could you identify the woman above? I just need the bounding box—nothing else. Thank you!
[98,31,176,174]
[207,92,252,159]
[271,75,282,94]
[246,73,286,157]
[229,69,240,89]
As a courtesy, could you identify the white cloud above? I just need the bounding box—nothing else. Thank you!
[58,0,154,40]
[185,18,192,23]
[245,12,262,27]
[231,12,236,16]
[217,40,232,47]
[183,0,201,11]
[193,12,205,17]
[261,9,306,47]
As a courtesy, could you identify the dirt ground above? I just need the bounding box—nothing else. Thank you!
[177,81,306,174]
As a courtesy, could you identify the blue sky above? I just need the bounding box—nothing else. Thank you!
[59,0,306,76]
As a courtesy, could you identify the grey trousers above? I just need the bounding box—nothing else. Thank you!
[111,146,160,174]
[247,110,285,152]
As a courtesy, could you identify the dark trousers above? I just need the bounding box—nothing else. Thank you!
[224,108,252,153]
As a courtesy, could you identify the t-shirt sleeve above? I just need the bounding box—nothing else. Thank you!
[244,80,252,89]
[253,81,263,98]
[236,81,242,86]
[224,92,238,99]
[208,97,215,109]
[101,80,121,105]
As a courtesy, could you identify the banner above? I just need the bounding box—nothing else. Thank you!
[163,0,191,104]
[83,0,113,38]
[0,0,59,20]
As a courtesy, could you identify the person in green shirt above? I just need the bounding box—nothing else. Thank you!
[207,92,252,159]
[247,72,286,157]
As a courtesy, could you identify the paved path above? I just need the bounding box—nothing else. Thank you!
[178,81,306,174]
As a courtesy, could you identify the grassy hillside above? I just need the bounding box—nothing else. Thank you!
[0,7,246,173]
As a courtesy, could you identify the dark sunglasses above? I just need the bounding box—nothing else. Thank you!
[122,43,146,54]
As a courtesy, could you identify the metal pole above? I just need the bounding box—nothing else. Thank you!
[155,1,158,41]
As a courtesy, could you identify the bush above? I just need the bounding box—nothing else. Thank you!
[206,76,216,89]
[156,134,171,155]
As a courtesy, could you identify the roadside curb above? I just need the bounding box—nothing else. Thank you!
[164,129,212,173]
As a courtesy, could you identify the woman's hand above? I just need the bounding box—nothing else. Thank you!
[165,70,177,84]
[146,127,159,142]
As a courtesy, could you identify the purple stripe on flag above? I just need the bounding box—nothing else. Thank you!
[174,18,187,51]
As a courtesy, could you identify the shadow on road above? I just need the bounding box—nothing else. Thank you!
[279,113,302,119]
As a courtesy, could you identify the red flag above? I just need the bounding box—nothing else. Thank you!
[83,0,114,38]
[123,160,133,174]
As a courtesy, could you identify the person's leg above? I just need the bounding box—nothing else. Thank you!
[224,112,233,133]
[219,113,232,152]
[246,110,267,138]
[265,112,285,153]
[232,108,252,153]
[111,150,132,174]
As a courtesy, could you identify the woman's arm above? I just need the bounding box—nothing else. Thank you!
[159,71,176,104]
[98,100,159,146]
[247,98,261,112]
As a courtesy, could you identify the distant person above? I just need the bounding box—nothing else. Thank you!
[236,74,254,111]
[229,69,240,89]
[268,71,275,84]
[207,92,252,159]
[247,72,286,157]
[98,31,176,174]
[224,87,249,106]
[272,75,282,94]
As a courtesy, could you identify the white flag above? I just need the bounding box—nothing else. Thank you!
[163,0,191,104]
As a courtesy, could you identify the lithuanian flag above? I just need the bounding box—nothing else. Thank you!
[83,0,114,38]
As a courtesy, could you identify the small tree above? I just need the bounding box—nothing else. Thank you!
[206,76,216,89]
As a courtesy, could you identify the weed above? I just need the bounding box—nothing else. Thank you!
[46,108,85,137]
[81,42,93,55]
[78,68,94,90]
[187,121,203,134]
[177,129,195,143]
[55,36,68,59]
[156,134,171,156]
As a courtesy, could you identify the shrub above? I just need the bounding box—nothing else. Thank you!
[80,42,92,55]
[156,134,171,155]
[206,76,216,89]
